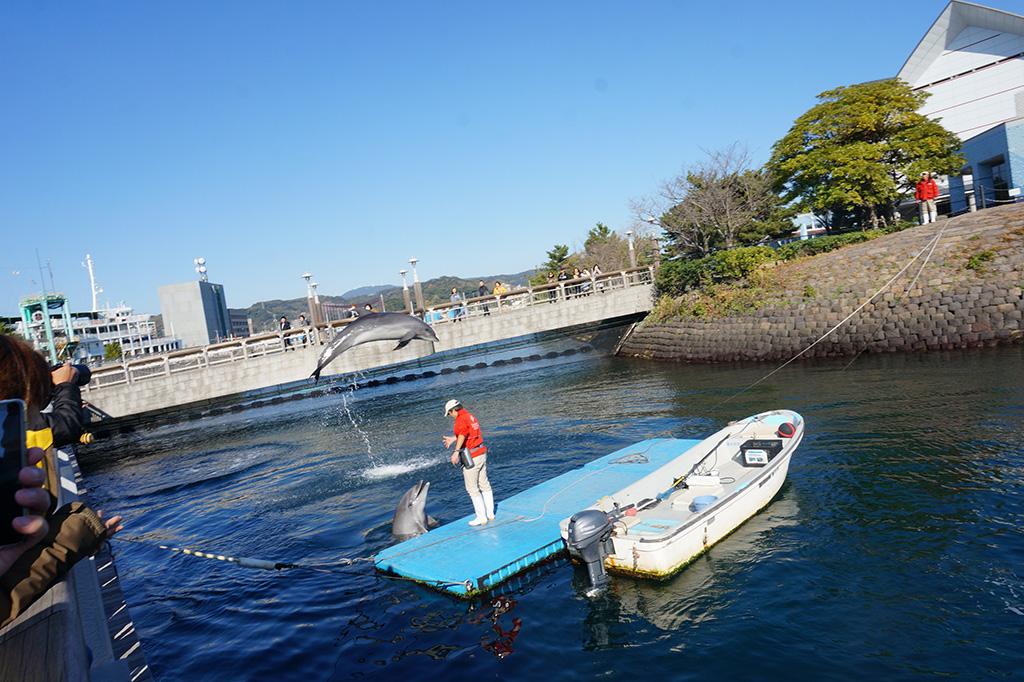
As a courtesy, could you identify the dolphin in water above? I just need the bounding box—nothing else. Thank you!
[311,312,439,382]
[392,480,438,539]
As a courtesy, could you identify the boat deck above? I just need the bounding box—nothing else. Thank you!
[373,438,701,596]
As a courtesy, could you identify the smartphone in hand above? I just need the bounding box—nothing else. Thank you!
[0,399,28,546]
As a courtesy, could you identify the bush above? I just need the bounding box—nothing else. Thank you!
[655,256,713,296]
[656,246,775,297]
[707,246,776,281]
[777,230,883,260]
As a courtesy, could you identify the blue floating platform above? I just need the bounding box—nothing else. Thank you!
[374,438,700,597]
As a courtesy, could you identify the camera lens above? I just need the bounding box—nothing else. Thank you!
[73,364,92,387]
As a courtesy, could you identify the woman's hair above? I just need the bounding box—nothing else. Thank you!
[0,335,52,409]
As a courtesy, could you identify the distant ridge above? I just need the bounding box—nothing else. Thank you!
[243,269,536,332]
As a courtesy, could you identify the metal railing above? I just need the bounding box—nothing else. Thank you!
[84,266,655,391]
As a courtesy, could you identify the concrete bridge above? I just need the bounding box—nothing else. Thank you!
[83,268,655,422]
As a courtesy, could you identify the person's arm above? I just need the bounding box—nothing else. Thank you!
[449,434,467,465]
[43,374,84,449]
[0,501,122,627]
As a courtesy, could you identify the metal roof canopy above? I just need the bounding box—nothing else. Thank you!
[898,1,1024,87]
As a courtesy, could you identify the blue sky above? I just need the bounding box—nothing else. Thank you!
[3,1,1022,316]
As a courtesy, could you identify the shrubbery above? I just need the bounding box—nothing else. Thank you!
[775,230,883,260]
[655,246,775,295]
[655,224,910,300]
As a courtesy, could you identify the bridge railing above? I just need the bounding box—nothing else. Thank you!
[84,265,655,391]
[425,267,654,323]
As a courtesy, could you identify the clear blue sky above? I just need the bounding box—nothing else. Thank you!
[3,1,1021,316]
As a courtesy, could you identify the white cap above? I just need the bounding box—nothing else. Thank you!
[444,399,461,415]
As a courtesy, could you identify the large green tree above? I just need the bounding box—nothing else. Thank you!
[768,79,964,228]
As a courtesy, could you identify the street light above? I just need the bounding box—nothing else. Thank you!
[625,231,637,268]
[301,272,322,326]
[399,269,413,314]
[409,257,425,315]
[194,257,208,282]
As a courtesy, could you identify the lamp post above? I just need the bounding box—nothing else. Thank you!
[625,231,637,268]
[399,269,413,314]
[409,258,425,315]
[302,272,322,326]
[310,281,323,326]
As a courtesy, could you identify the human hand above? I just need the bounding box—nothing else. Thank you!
[450,452,460,466]
[51,363,78,386]
[97,510,124,538]
[443,436,456,449]
[0,447,51,576]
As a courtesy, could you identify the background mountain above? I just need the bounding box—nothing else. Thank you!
[242,270,535,332]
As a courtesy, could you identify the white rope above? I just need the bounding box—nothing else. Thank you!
[902,222,949,297]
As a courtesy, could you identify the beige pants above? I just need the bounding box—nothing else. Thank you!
[462,453,492,495]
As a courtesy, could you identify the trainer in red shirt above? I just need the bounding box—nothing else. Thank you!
[443,399,495,526]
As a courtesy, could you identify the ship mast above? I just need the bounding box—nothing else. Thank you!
[83,253,103,312]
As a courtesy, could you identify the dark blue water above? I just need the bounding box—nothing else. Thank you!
[82,348,1024,680]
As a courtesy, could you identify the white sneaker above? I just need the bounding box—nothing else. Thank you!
[469,517,488,526]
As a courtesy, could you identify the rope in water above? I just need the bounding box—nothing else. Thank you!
[112,536,474,589]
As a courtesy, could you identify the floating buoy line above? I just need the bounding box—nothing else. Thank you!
[111,536,474,589]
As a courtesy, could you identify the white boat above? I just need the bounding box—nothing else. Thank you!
[561,410,803,588]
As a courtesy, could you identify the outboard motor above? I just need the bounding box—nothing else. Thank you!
[567,510,614,594]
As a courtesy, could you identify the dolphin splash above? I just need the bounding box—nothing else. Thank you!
[392,480,438,539]
[311,312,439,383]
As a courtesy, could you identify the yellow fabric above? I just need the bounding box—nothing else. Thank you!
[26,428,53,468]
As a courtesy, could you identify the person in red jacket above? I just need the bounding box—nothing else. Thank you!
[915,172,940,224]
[443,399,495,526]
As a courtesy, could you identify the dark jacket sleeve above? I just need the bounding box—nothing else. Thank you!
[43,382,84,448]
[0,502,108,626]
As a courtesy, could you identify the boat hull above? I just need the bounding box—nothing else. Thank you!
[561,409,803,581]
[606,451,793,579]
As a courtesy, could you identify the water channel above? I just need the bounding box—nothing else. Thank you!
[82,346,1024,680]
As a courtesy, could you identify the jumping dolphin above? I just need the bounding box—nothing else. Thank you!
[311,312,439,382]
[392,480,438,539]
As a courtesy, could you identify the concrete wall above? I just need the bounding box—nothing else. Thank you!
[86,283,653,418]
[622,205,1024,363]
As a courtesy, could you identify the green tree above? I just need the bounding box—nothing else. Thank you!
[584,223,613,251]
[0,320,14,335]
[543,244,571,273]
[768,78,964,228]
[103,342,122,361]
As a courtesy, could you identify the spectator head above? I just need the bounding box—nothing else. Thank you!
[0,334,52,412]
[479,280,485,287]
[920,172,929,179]
[364,304,373,311]
[451,287,457,294]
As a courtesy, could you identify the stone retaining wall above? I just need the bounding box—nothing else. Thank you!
[621,204,1024,363]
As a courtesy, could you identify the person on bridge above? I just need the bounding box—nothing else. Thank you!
[443,399,495,526]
